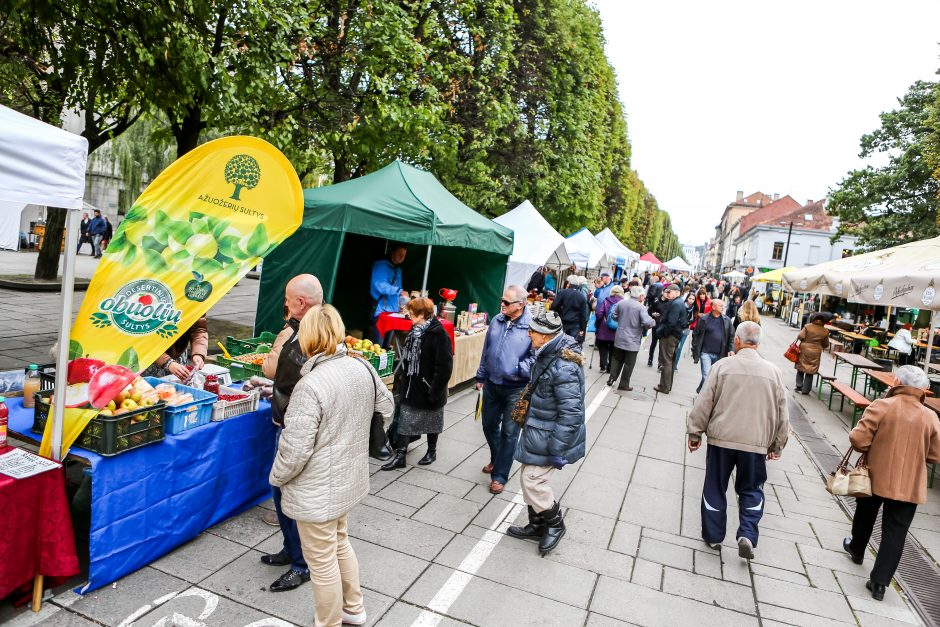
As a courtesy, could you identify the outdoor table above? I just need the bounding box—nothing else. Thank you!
[6,396,276,594]
[840,331,871,354]
[448,331,487,388]
[833,352,881,390]
[861,368,899,399]
[0,446,79,610]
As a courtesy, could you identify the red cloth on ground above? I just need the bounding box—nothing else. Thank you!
[0,446,79,599]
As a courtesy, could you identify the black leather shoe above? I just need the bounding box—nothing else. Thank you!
[260,550,291,566]
[418,450,436,465]
[381,448,407,471]
[843,537,864,564]
[269,569,310,592]
[866,579,886,601]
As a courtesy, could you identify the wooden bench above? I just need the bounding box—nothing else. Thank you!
[828,339,845,355]
[816,373,837,401]
[828,380,871,427]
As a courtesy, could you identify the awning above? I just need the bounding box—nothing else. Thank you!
[565,228,610,269]
[752,266,797,283]
[663,256,692,272]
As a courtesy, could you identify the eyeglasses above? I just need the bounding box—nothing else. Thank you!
[501,299,522,306]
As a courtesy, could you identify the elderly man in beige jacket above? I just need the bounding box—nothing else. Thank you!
[687,321,789,560]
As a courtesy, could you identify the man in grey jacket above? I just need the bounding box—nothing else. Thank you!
[687,322,789,561]
[607,285,655,391]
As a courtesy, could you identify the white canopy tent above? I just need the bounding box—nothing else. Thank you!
[565,228,610,270]
[595,228,639,272]
[724,270,747,280]
[664,256,692,272]
[493,200,571,289]
[0,105,89,461]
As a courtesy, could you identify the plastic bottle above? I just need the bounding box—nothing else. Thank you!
[0,396,8,448]
[22,364,40,409]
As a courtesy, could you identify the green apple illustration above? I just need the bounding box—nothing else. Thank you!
[185,271,213,302]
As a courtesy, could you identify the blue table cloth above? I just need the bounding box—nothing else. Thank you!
[8,396,277,593]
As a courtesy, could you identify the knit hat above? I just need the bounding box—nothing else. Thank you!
[530,311,562,335]
[663,283,680,293]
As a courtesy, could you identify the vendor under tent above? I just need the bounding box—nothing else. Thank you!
[783,235,940,372]
[663,256,692,272]
[565,228,610,271]
[256,160,512,385]
[492,199,570,289]
[595,228,639,274]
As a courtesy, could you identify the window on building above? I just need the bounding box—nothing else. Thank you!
[842,249,853,258]
[808,245,821,264]
[772,241,784,260]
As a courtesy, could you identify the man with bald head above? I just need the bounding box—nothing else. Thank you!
[259,273,323,592]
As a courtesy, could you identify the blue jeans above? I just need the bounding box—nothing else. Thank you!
[674,330,691,372]
[481,382,523,485]
[696,352,720,393]
[701,444,766,546]
[273,430,308,573]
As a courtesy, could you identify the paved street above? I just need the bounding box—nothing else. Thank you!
[2,269,932,626]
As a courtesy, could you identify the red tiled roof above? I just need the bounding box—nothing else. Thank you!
[738,195,803,236]
[773,199,831,232]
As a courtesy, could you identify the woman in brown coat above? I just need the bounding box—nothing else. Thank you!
[844,366,940,601]
[794,314,829,395]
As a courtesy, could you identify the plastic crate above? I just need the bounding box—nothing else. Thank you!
[143,377,217,434]
[211,385,260,421]
[23,363,56,391]
[368,350,395,378]
[215,352,268,381]
[31,390,166,456]
[225,332,278,357]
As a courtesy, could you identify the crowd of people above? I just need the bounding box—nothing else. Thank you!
[234,260,940,626]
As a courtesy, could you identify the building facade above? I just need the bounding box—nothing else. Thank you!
[713,191,777,272]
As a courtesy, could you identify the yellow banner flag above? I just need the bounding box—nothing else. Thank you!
[42,136,302,457]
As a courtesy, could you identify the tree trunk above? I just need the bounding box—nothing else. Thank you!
[173,106,204,159]
[35,207,67,281]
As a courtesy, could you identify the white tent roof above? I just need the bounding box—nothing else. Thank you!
[565,228,610,269]
[664,256,692,272]
[595,228,638,264]
[0,105,88,208]
[493,200,570,267]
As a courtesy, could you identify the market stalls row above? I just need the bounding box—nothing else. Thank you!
[256,160,513,387]
[492,199,570,289]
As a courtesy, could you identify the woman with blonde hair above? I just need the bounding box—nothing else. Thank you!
[270,304,394,627]
[734,299,761,331]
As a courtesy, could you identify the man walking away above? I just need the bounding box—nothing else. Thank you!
[691,299,734,394]
[476,285,535,494]
[76,212,91,254]
[607,285,655,391]
[653,284,686,394]
[687,322,789,560]
[87,209,107,258]
[551,275,588,345]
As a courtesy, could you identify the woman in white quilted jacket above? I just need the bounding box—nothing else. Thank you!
[270,304,394,627]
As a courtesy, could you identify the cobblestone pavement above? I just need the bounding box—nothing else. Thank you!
[0,265,932,626]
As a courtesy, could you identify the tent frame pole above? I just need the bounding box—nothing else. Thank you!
[421,245,432,295]
[51,208,81,461]
[925,311,936,376]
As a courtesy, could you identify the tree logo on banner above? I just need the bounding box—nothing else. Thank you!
[90,279,182,339]
[225,155,261,201]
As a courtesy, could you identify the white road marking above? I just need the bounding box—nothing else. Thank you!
[411,383,612,626]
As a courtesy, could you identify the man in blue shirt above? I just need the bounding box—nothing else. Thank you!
[86,209,107,258]
[369,243,408,344]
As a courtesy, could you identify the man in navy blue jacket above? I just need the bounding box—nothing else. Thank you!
[476,285,535,494]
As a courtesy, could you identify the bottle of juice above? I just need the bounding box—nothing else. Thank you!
[23,364,41,409]
[0,396,8,449]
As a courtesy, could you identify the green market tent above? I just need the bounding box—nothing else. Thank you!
[256,160,514,335]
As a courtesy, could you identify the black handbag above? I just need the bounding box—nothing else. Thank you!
[353,357,393,460]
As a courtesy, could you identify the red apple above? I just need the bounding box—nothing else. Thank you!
[87,365,137,409]
[65,382,90,408]
[67,357,106,385]
[138,294,153,306]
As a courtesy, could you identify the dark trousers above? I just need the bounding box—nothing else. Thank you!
[397,432,437,451]
[596,339,613,370]
[648,332,659,365]
[795,371,814,394]
[562,323,582,346]
[608,347,638,389]
[850,495,917,586]
[481,382,523,485]
[701,444,767,545]
[76,234,92,254]
[272,430,308,573]
[657,335,679,392]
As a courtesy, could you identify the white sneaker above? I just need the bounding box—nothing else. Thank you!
[737,537,754,560]
[342,610,368,625]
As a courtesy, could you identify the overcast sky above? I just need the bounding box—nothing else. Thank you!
[593,0,940,245]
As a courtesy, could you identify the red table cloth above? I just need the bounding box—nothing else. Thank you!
[0,446,79,599]
[377,312,455,350]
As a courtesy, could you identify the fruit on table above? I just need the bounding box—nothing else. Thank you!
[87,365,137,409]
[67,357,106,385]
[218,393,248,402]
[121,398,138,411]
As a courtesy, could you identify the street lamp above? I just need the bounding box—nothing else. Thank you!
[780,221,804,267]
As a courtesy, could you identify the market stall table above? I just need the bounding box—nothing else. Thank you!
[0,446,79,610]
[833,352,881,390]
[448,332,487,388]
[6,396,276,593]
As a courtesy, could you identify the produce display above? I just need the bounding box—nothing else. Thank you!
[218,393,248,402]
[344,336,388,355]
[232,352,266,366]
[153,383,196,407]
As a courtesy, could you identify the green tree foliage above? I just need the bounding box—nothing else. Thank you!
[829,80,940,251]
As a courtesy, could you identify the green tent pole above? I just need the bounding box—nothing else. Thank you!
[421,245,432,295]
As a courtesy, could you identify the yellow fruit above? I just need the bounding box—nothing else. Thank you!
[99,409,113,416]
[121,398,138,410]
[362,339,373,348]
[142,397,156,407]
[115,390,128,404]
[106,400,117,411]
[130,391,142,403]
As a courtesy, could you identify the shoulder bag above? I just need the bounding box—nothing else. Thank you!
[825,447,853,496]
[848,452,872,498]
[511,352,563,426]
[784,341,801,363]
[353,356,393,461]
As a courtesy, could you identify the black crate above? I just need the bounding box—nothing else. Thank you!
[32,390,166,456]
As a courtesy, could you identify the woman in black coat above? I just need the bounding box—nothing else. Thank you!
[382,298,454,470]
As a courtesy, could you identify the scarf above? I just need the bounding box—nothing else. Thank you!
[404,318,432,379]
